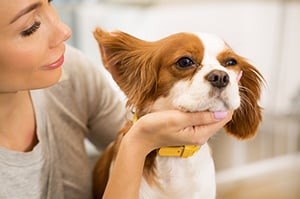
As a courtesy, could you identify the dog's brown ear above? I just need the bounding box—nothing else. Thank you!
[93,28,158,108]
[93,28,136,83]
[224,61,264,139]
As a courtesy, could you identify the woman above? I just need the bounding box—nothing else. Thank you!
[0,0,232,199]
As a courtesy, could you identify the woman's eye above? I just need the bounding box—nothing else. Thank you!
[224,58,237,66]
[176,57,195,69]
[21,21,41,37]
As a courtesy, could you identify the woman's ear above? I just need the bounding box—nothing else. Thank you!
[225,62,264,139]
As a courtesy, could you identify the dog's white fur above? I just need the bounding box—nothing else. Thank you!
[140,144,215,199]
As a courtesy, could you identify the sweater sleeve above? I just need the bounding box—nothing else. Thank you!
[63,45,127,150]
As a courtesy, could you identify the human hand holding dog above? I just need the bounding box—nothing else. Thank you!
[125,110,233,155]
[103,110,232,199]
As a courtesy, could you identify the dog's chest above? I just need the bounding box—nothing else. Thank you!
[139,143,216,199]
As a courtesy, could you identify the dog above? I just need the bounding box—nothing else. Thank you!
[92,28,264,199]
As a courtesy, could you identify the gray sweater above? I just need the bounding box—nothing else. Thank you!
[0,46,126,199]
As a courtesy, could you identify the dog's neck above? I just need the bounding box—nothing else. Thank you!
[131,113,200,158]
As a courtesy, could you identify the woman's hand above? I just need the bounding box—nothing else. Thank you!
[125,110,233,157]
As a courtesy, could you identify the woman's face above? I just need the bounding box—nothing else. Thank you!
[0,0,71,92]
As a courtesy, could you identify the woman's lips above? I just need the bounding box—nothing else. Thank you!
[43,55,64,70]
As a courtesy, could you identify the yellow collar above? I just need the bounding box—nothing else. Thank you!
[158,145,200,158]
[131,113,200,158]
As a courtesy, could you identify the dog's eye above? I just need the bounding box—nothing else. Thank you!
[224,58,237,66]
[176,57,195,69]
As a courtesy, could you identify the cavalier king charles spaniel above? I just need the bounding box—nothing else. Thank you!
[92,28,264,199]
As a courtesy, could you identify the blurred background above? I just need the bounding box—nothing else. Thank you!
[53,0,300,198]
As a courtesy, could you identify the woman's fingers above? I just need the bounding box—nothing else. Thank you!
[178,111,233,145]
[184,111,231,126]
[133,110,233,149]
[155,110,232,129]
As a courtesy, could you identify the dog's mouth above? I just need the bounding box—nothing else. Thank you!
[174,86,241,113]
[178,98,235,113]
[208,89,232,110]
[207,97,234,112]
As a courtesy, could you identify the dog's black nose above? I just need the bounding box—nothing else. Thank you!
[206,70,230,88]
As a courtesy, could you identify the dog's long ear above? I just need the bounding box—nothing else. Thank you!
[93,28,158,108]
[225,60,264,139]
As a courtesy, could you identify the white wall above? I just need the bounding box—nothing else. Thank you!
[275,1,300,114]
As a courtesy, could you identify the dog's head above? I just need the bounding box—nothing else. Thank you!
[94,28,264,139]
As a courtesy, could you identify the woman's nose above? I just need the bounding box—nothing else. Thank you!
[58,21,72,42]
[48,19,72,47]
[49,20,72,48]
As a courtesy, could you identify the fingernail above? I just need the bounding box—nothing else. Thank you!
[214,111,228,120]
[237,71,243,82]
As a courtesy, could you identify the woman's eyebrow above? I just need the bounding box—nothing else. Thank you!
[10,2,42,24]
